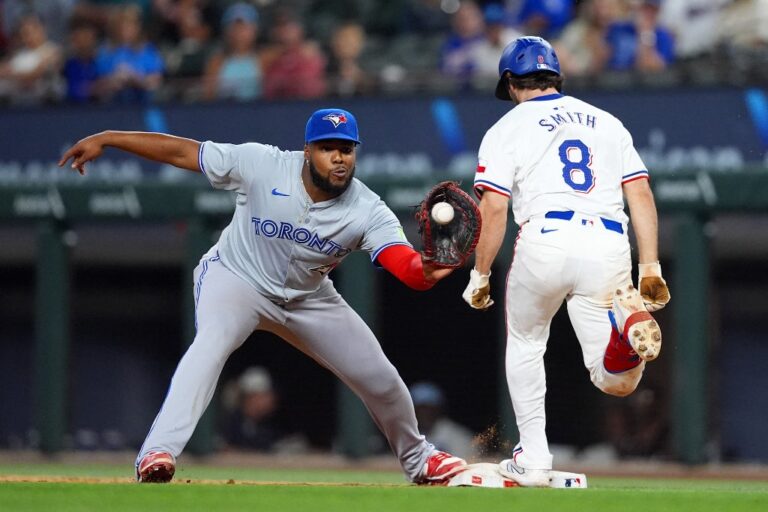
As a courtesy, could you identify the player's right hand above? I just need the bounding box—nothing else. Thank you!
[462,268,494,310]
[638,262,671,312]
[58,134,105,175]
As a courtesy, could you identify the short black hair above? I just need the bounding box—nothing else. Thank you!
[505,71,564,93]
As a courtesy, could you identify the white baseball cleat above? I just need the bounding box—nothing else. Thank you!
[613,283,662,361]
[498,458,551,487]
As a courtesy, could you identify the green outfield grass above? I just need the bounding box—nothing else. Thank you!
[1,463,767,512]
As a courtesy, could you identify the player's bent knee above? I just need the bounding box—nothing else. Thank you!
[350,368,405,402]
[599,380,638,397]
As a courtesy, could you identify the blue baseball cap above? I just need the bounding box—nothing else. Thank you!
[305,108,361,144]
[222,2,258,27]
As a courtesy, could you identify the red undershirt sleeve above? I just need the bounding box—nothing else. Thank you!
[376,245,435,291]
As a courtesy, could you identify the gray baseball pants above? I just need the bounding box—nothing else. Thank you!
[137,252,431,482]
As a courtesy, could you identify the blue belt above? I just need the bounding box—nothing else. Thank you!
[544,210,624,234]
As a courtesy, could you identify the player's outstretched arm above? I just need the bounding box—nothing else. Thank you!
[59,130,201,175]
[376,245,452,291]
[623,177,670,311]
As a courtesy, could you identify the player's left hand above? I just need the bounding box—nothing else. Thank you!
[462,268,494,310]
[416,181,482,269]
[422,261,454,283]
[58,133,107,175]
[638,262,670,312]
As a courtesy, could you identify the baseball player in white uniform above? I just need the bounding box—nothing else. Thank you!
[462,37,671,486]
[59,108,468,485]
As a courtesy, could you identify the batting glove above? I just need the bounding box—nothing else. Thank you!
[463,268,494,310]
[638,262,671,312]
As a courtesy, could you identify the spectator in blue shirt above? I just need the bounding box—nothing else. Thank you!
[63,18,100,103]
[605,0,675,72]
[440,0,486,86]
[94,4,163,103]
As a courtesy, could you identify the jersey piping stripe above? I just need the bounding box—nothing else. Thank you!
[198,141,214,187]
[193,253,219,329]
[137,253,219,465]
[473,179,512,198]
[622,175,650,185]
[621,170,649,182]
[371,241,413,264]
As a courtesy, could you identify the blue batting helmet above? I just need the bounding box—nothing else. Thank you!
[495,36,561,100]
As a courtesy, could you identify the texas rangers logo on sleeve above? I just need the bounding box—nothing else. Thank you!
[477,158,487,173]
[323,113,348,128]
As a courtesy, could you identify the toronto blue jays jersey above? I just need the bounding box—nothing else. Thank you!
[199,141,411,303]
[473,93,648,226]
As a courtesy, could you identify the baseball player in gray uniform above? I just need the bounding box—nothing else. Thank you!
[59,108,468,485]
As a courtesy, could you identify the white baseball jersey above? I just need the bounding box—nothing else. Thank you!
[198,141,411,303]
[472,92,653,472]
[473,93,648,225]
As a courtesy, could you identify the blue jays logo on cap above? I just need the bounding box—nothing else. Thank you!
[305,108,361,144]
[322,112,348,128]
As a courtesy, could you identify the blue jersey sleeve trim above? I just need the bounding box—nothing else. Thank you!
[622,169,649,180]
[370,241,413,266]
[198,141,206,174]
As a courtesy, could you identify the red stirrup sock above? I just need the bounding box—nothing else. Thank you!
[603,311,642,374]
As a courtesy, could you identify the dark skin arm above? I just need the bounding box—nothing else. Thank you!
[58,130,201,175]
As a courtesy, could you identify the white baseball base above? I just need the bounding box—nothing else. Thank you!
[446,463,588,489]
[446,463,520,488]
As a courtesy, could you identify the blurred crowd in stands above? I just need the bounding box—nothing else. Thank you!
[0,0,766,106]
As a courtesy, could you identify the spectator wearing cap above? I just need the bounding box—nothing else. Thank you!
[261,8,327,100]
[203,2,263,101]
[222,366,281,451]
[92,4,164,103]
[554,0,624,77]
[410,382,477,460]
[471,3,523,80]
[605,0,675,72]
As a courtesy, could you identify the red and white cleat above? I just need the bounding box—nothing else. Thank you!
[137,451,175,483]
[613,283,662,361]
[418,451,468,485]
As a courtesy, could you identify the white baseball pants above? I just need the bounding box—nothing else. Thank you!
[504,213,645,470]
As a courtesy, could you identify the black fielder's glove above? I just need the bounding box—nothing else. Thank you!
[415,181,482,269]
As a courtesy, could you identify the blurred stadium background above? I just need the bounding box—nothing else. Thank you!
[1,0,768,475]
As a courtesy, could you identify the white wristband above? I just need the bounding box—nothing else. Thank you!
[638,262,662,278]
